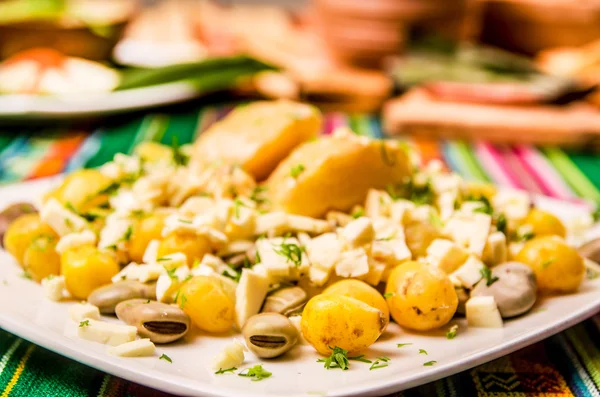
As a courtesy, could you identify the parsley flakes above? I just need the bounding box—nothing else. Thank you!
[159,354,172,363]
[273,241,303,267]
[290,164,305,178]
[215,367,237,375]
[480,267,499,287]
[238,365,272,381]
[446,325,458,340]
[397,343,412,348]
[423,361,437,366]
[79,320,90,328]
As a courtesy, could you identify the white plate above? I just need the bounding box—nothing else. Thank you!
[0,82,201,119]
[0,178,599,397]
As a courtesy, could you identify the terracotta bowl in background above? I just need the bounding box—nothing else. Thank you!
[481,0,600,55]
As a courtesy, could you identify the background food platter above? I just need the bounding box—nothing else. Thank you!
[0,177,598,397]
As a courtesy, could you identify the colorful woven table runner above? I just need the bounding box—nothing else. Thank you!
[0,105,599,396]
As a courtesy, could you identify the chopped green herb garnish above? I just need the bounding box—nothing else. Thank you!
[541,258,554,269]
[480,267,499,287]
[380,141,397,167]
[178,219,192,224]
[165,266,178,280]
[179,293,187,309]
[250,186,269,205]
[273,241,303,267]
[120,226,133,242]
[592,207,600,222]
[377,356,390,362]
[222,269,241,283]
[184,275,193,282]
[130,209,147,219]
[144,299,151,304]
[386,178,435,205]
[397,343,412,348]
[423,361,437,366]
[587,267,599,280]
[446,325,458,340]
[317,346,350,370]
[351,208,365,219]
[516,230,535,242]
[467,195,493,215]
[171,136,190,166]
[428,211,443,228]
[156,257,170,262]
[215,367,237,374]
[233,198,246,219]
[79,320,90,328]
[159,354,172,363]
[238,365,272,381]
[418,349,428,355]
[105,244,118,251]
[383,292,395,298]
[290,164,305,178]
[496,213,507,235]
[255,247,262,264]
[369,361,388,370]
[97,182,121,196]
[21,272,32,280]
[348,355,372,364]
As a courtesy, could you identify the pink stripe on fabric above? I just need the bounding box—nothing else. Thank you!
[474,142,519,188]
[514,145,576,200]
[502,147,544,194]
[323,113,347,134]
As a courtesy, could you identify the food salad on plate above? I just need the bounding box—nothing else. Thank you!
[1,100,596,374]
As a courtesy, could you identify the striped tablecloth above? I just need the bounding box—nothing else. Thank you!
[0,104,599,397]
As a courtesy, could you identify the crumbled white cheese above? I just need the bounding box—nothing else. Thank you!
[437,191,457,221]
[365,189,392,218]
[98,213,132,252]
[466,296,503,328]
[56,230,97,254]
[492,189,531,223]
[305,233,342,284]
[340,217,375,248]
[362,259,387,286]
[335,248,370,278]
[156,265,190,303]
[235,269,269,329]
[288,315,308,345]
[286,214,332,235]
[41,198,88,236]
[451,256,485,289]
[107,338,155,357]
[162,214,196,237]
[41,275,65,301]
[255,237,308,280]
[142,239,160,264]
[444,212,492,257]
[508,242,525,260]
[211,339,246,371]
[371,238,411,265]
[179,196,215,216]
[155,252,187,270]
[77,319,137,346]
[389,200,416,225]
[69,302,100,322]
[482,232,507,267]
[425,239,469,274]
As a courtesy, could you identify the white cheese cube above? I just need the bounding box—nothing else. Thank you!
[286,215,333,235]
[254,212,288,236]
[365,189,392,218]
[107,338,155,357]
[426,239,469,274]
[41,199,88,236]
[216,240,254,257]
[372,238,411,265]
[362,259,387,286]
[197,227,228,249]
[142,239,160,264]
[77,319,137,346]
[112,262,137,283]
[156,265,190,303]
[335,248,370,278]
[372,217,403,241]
[492,189,531,223]
[508,242,525,260]
[179,196,215,216]
[98,214,132,251]
[56,230,97,254]
[41,275,65,301]
[431,173,461,194]
[444,212,492,257]
[437,191,457,221]
[308,266,330,286]
[211,339,245,371]
[256,237,308,279]
[340,217,375,248]
[466,296,503,328]
[409,205,436,224]
[199,254,227,271]
[482,232,507,267]
[162,214,197,237]
[226,204,256,239]
[305,233,341,275]
[451,256,485,289]
[235,269,269,328]
[69,302,100,322]
[389,199,416,225]
[135,264,167,283]
[296,232,312,247]
[155,253,187,270]
[191,264,216,277]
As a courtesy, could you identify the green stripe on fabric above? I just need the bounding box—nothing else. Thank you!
[352,115,373,137]
[0,338,31,387]
[566,325,600,387]
[128,114,170,154]
[444,141,490,183]
[543,147,600,202]
[84,118,144,168]
[567,154,600,191]
[13,343,104,397]
[160,109,200,146]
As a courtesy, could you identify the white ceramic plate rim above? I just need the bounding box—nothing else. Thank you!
[0,82,200,119]
[0,177,599,397]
